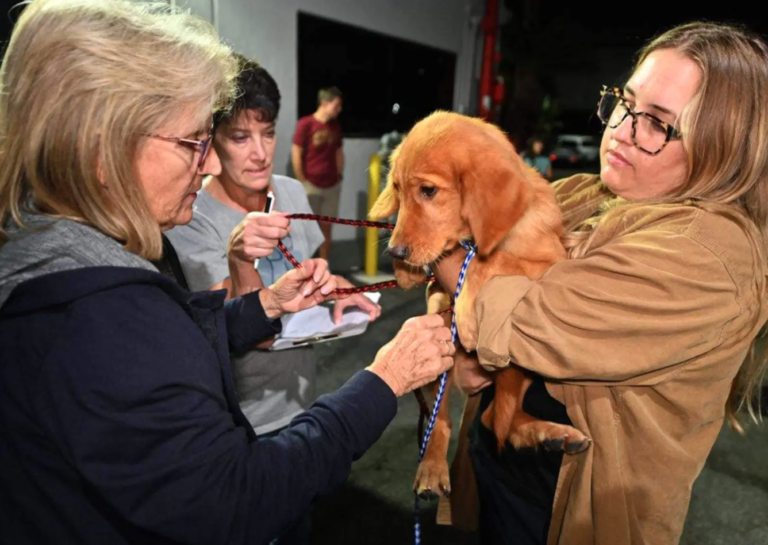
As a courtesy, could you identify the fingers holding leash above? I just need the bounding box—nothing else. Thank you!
[419,323,455,358]
[368,314,455,397]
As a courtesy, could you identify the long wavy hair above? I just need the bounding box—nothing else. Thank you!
[564,21,768,432]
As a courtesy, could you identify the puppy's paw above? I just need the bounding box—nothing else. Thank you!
[541,435,591,454]
[413,458,451,500]
[509,422,592,454]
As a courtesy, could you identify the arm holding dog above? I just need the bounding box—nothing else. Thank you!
[472,224,745,384]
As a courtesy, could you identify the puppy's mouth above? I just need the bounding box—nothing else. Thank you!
[395,260,431,275]
[404,245,454,271]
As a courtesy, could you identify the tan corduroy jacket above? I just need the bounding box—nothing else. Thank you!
[438,173,768,544]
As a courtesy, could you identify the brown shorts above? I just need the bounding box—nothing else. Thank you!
[302,180,341,218]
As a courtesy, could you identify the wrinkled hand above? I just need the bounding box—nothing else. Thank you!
[228,211,290,263]
[259,258,338,318]
[367,315,455,397]
[332,276,382,324]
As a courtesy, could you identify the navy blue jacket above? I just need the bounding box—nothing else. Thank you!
[0,266,397,544]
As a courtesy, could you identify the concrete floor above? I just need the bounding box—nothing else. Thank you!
[304,227,768,544]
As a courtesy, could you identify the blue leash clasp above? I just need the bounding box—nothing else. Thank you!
[414,240,477,545]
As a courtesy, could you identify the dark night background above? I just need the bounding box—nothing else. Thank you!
[4,1,767,145]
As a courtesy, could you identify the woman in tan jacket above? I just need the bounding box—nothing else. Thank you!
[434,21,768,545]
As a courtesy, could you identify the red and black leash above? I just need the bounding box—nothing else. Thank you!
[278,212,446,439]
[279,213,439,295]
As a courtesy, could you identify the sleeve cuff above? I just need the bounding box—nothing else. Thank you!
[474,275,535,370]
[224,290,282,351]
[327,370,398,448]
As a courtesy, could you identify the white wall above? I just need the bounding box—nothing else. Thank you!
[174,0,475,240]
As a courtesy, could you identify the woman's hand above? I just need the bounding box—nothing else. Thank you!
[367,315,455,397]
[259,258,338,318]
[228,211,290,263]
[331,276,382,324]
[453,349,493,395]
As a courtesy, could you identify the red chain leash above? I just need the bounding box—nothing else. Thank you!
[285,213,395,231]
[280,213,440,296]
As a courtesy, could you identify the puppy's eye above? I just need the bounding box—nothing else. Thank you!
[420,186,437,198]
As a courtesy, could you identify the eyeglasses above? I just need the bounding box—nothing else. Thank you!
[597,85,681,155]
[142,126,214,170]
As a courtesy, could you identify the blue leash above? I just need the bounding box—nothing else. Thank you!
[414,240,477,545]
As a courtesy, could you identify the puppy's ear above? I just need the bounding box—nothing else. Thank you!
[461,159,530,257]
[369,179,399,219]
[369,145,403,220]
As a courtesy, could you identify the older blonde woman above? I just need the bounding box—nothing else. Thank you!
[434,21,768,545]
[0,2,454,544]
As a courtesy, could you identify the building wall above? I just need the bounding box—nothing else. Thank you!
[174,0,477,240]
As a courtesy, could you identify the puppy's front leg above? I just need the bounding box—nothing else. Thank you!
[413,368,454,500]
[453,261,483,352]
[413,284,454,500]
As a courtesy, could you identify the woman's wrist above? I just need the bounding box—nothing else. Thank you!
[366,362,404,397]
[258,288,282,319]
[228,254,264,298]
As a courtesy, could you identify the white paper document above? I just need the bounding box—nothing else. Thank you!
[268,292,381,351]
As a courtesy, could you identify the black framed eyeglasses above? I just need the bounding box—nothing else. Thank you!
[597,85,681,155]
[142,126,214,170]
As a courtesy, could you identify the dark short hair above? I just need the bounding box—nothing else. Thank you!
[317,86,342,106]
[215,53,281,127]
[526,135,545,154]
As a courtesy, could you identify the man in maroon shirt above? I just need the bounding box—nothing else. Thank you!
[291,86,344,260]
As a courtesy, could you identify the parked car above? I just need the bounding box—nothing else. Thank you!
[552,134,600,165]
[548,144,581,168]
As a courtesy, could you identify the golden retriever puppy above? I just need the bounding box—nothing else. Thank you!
[370,110,590,500]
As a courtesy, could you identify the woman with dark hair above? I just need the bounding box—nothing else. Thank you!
[522,136,553,180]
[166,54,379,543]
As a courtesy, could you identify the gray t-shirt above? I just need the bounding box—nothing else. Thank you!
[166,175,325,434]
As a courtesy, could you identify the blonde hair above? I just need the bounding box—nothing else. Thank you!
[565,21,768,432]
[0,0,238,259]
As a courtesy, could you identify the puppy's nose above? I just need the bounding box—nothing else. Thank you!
[387,245,409,260]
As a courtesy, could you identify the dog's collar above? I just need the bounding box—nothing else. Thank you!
[424,240,476,277]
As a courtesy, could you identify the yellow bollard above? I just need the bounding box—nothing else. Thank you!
[365,153,383,277]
